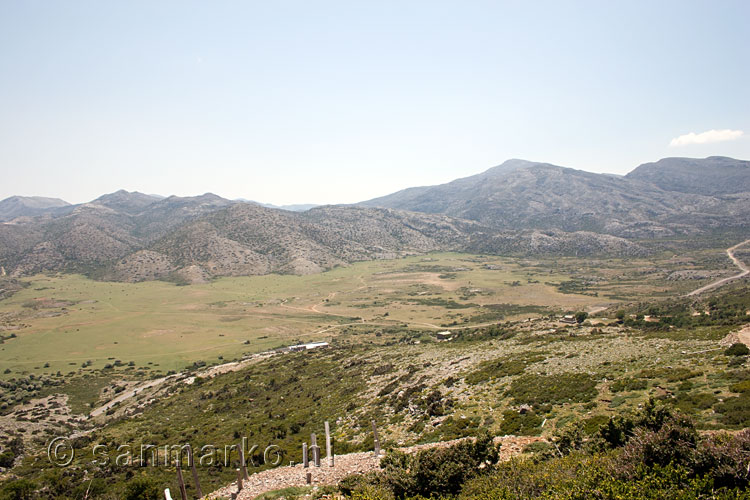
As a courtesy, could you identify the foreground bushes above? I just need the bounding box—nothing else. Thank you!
[340,400,750,499]
[339,432,498,499]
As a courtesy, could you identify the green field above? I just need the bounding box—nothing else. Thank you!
[0,250,730,379]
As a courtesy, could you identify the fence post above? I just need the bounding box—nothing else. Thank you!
[325,421,333,467]
[238,442,249,481]
[302,442,309,468]
[187,445,202,498]
[372,420,381,457]
[236,468,243,491]
[176,465,188,500]
[312,445,320,467]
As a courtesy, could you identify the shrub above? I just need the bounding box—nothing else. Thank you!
[714,392,750,427]
[498,410,543,436]
[726,343,750,357]
[506,372,598,406]
[123,476,160,500]
[694,429,750,489]
[639,367,702,382]
[618,414,698,474]
[342,433,498,499]
[0,479,35,500]
[610,377,648,392]
[0,450,15,468]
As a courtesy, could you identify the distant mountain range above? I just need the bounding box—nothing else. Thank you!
[360,156,750,238]
[1,156,747,282]
[0,196,71,221]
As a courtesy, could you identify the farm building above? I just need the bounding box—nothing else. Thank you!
[288,342,329,352]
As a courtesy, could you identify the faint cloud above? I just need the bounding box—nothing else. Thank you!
[669,129,744,147]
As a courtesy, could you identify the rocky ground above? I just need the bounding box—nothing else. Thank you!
[204,436,543,500]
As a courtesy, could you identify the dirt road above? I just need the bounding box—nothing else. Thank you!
[687,239,750,297]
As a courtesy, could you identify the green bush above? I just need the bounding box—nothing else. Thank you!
[123,476,161,500]
[465,352,545,385]
[639,366,702,382]
[498,410,543,436]
[0,479,35,500]
[610,377,648,392]
[714,392,750,427]
[0,450,14,468]
[726,343,750,356]
[506,372,598,406]
[341,432,498,499]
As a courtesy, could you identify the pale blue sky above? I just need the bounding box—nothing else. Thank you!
[1,1,748,205]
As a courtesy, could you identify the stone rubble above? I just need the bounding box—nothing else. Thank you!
[204,436,543,500]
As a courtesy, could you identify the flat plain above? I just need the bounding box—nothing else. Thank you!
[0,248,735,378]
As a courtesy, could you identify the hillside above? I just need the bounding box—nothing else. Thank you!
[361,157,750,237]
[626,156,750,195]
[0,196,71,222]
[0,191,645,282]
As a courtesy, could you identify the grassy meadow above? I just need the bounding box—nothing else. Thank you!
[0,250,732,379]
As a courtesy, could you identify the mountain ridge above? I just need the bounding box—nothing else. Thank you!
[1,156,747,282]
[359,156,750,237]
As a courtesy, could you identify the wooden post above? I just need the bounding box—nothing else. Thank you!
[176,465,188,500]
[372,420,381,457]
[238,443,249,481]
[325,421,333,467]
[187,446,202,498]
[311,432,317,448]
[312,445,320,467]
[306,471,312,485]
[302,442,309,468]
[236,468,243,491]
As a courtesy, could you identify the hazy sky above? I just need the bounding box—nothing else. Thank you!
[1,1,749,205]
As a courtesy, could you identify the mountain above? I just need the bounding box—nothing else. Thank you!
[0,193,238,277]
[88,190,162,214]
[0,196,71,222]
[235,199,319,212]
[263,203,319,212]
[361,157,750,237]
[0,193,643,282]
[626,156,750,195]
[106,204,643,282]
[3,156,747,282]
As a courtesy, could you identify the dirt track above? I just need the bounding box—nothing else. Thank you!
[687,239,750,297]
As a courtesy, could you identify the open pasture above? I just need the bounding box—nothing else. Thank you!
[0,250,729,378]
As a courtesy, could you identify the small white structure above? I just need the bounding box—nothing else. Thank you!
[288,342,329,352]
[560,315,577,324]
[436,331,453,341]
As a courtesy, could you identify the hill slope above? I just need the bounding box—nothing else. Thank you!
[361,157,750,237]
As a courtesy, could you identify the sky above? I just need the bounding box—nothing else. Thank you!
[1,1,749,205]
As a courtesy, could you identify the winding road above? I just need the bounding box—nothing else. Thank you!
[687,239,750,297]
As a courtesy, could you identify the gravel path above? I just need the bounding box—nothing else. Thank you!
[687,239,750,297]
[204,436,542,500]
